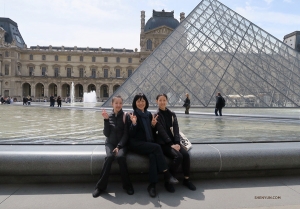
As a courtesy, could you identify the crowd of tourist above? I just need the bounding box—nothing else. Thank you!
[0,96,13,104]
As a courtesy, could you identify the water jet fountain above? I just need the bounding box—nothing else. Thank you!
[83,91,97,103]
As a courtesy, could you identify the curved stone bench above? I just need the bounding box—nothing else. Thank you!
[1,143,300,181]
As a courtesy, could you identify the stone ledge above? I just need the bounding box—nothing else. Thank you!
[1,143,300,177]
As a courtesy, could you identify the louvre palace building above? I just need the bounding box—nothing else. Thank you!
[0,10,185,101]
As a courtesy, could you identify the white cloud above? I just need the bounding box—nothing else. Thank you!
[264,0,274,4]
[236,6,300,25]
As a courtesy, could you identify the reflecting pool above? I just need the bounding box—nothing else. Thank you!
[0,103,299,144]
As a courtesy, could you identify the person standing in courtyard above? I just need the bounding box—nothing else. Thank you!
[93,95,134,198]
[215,92,225,116]
[57,96,62,107]
[127,93,178,198]
[23,96,28,105]
[27,96,32,105]
[183,93,190,114]
[50,95,55,107]
[155,93,196,193]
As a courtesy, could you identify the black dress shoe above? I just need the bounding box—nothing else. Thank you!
[92,188,103,198]
[168,176,179,184]
[164,182,175,193]
[147,185,156,198]
[183,179,196,191]
[125,187,134,195]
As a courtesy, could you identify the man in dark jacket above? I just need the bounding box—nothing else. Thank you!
[49,95,55,107]
[215,92,225,116]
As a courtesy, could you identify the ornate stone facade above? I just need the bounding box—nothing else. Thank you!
[139,10,183,62]
[0,45,140,101]
[0,11,183,101]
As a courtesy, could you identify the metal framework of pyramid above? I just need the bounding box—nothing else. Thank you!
[103,0,300,107]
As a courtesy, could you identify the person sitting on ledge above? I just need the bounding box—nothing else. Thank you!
[155,93,196,193]
[127,93,178,198]
[93,95,134,198]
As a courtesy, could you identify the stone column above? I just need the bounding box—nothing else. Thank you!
[83,83,88,93]
[44,84,49,98]
[141,11,145,33]
[96,83,101,102]
[31,83,35,98]
[108,84,113,97]
[0,80,2,96]
[0,61,2,76]
[16,81,21,98]
[180,12,185,22]
[140,11,146,52]
[57,83,62,97]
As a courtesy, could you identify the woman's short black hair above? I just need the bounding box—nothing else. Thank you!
[132,93,149,110]
[156,93,168,100]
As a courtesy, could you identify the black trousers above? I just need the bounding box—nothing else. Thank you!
[130,142,168,183]
[95,143,132,190]
[215,107,222,116]
[160,144,190,177]
[185,106,190,114]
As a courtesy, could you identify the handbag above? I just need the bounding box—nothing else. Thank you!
[170,116,192,151]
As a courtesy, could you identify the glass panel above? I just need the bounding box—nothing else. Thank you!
[103,0,300,107]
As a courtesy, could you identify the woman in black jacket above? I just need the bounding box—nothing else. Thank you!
[128,93,178,198]
[57,96,62,107]
[93,95,133,198]
[155,93,196,192]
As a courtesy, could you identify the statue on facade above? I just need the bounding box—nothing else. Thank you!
[0,27,5,45]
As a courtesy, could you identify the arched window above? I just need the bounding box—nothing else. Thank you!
[128,69,133,77]
[91,69,96,78]
[29,66,34,76]
[113,85,120,92]
[55,55,58,61]
[104,69,108,78]
[42,55,46,60]
[5,64,9,75]
[67,68,71,77]
[67,55,71,61]
[29,54,33,60]
[79,68,84,77]
[147,39,152,50]
[116,69,120,77]
[42,67,46,76]
[54,68,59,77]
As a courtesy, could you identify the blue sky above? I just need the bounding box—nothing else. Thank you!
[1,0,299,50]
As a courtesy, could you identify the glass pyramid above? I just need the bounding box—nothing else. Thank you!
[103,0,300,107]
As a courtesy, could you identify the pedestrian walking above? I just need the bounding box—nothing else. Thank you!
[183,93,190,114]
[215,92,225,116]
